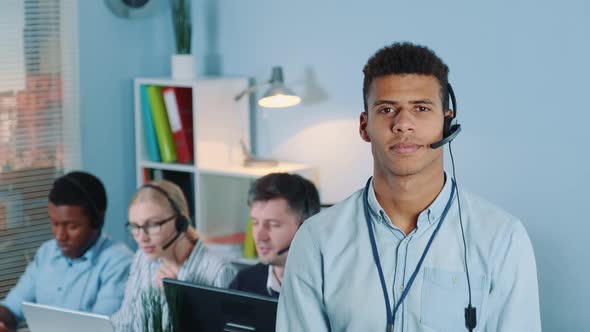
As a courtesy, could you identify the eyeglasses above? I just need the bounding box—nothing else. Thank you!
[126,215,176,236]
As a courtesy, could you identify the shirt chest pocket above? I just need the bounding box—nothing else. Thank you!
[420,267,486,332]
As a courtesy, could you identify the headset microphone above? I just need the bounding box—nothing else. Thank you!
[429,83,462,149]
[403,83,477,330]
[276,246,290,256]
[141,184,190,252]
[161,231,183,251]
[429,123,462,149]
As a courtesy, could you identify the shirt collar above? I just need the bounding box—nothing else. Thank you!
[266,265,281,296]
[424,175,455,225]
[366,174,455,227]
[366,178,386,224]
[52,233,106,264]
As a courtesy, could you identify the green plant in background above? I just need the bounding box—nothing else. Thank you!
[170,0,192,54]
[140,287,176,332]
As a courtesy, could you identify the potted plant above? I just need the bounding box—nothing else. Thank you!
[170,0,193,80]
[140,287,177,332]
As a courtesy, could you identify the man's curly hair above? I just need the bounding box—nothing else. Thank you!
[362,42,450,112]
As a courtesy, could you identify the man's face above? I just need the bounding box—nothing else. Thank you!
[48,203,100,258]
[251,198,301,266]
[360,74,448,178]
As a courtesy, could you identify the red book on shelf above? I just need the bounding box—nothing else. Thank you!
[162,87,194,163]
[143,168,150,184]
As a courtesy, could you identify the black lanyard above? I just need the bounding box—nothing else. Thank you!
[363,177,456,332]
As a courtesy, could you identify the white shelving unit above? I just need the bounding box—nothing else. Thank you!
[133,77,316,261]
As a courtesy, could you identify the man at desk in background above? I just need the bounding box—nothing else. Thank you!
[0,171,132,331]
[230,173,320,298]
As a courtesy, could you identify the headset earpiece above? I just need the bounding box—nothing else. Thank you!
[292,174,317,223]
[142,184,190,233]
[175,215,189,233]
[443,116,453,138]
[300,179,311,222]
[62,175,104,229]
[430,83,462,149]
[444,83,458,139]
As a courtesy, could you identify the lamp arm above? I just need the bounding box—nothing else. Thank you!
[234,80,272,101]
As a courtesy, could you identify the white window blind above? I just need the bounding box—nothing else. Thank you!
[0,0,80,298]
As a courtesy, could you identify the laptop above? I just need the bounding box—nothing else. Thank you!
[22,302,114,332]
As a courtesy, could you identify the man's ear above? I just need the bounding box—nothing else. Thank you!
[359,112,371,142]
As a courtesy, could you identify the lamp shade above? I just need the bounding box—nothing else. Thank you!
[257,67,301,108]
[233,66,301,167]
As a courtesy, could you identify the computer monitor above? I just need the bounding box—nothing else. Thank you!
[163,279,278,332]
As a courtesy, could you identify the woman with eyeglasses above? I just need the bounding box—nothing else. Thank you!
[111,180,237,332]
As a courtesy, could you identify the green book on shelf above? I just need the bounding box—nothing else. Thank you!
[243,218,258,259]
[140,85,161,162]
[147,86,177,163]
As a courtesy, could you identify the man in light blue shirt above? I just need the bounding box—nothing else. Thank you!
[277,43,541,331]
[0,171,132,331]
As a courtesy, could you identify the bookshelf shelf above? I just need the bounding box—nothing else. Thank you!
[198,161,314,178]
[139,160,195,172]
[135,77,195,88]
[133,76,317,261]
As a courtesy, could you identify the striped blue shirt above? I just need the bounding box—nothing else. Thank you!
[277,178,541,331]
[111,240,237,332]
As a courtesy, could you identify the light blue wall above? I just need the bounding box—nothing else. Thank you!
[79,0,589,329]
[78,1,174,247]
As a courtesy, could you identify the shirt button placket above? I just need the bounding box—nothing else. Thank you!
[393,238,408,332]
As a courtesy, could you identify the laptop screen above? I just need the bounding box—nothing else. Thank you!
[21,302,114,332]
